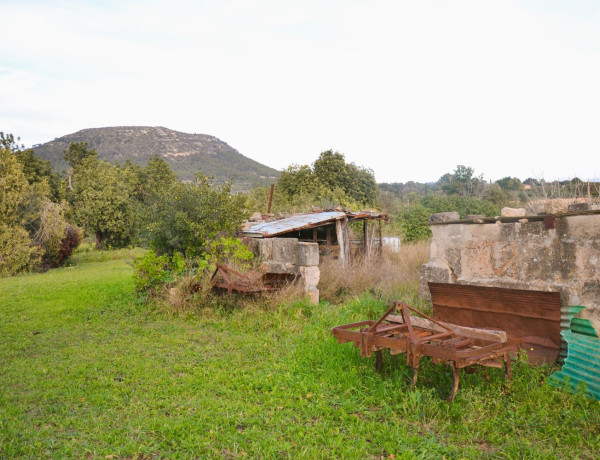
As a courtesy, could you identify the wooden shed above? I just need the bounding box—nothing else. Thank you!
[243,210,388,265]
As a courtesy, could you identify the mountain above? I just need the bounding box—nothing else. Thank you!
[33,126,279,191]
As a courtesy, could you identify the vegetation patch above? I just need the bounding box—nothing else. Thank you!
[1,251,599,458]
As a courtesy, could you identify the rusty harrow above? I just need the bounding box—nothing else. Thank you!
[331,301,521,401]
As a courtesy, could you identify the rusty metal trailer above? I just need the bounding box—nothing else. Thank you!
[331,302,521,401]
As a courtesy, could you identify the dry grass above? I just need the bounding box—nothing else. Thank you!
[163,240,431,312]
[318,240,430,304]
[164,267,308,314]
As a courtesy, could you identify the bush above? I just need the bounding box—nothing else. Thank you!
[35,201,83,269]
[395,204,432,243]
[0,224,42,276]
[420,194,500,217]
[132,249,182,296]
[58,225,83,265]
[141,176,248,258]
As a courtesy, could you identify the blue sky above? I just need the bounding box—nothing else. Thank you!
[2,0,599,183]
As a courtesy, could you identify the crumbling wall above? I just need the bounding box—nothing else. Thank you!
[247,237,320,304]
[420,213,600,333]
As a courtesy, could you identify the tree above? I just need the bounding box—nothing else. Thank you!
[73,157,135,248]
[313,150,378,206]
[141,174,248,258]
[0,146,30,226]
[0,147,43,275]
[142,156,177,196]
[64,142,98,169]
[484,183,509,207]
[496,176,523,192]
[270,150,378,211]
[64,142,98,192]
[313,150,349,193]
[346,163,378,206]
[278,164,322,198]
[442,165,485,197]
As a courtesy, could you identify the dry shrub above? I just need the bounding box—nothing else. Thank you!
[163,264,309,314]
[318,240,430,303]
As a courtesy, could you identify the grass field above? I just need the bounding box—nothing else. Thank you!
[1,249,599,458]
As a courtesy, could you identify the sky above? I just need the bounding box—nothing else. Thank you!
[2,0,600,184]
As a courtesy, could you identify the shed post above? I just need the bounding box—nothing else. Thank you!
[363,220,370,258]
[336,218,350,266]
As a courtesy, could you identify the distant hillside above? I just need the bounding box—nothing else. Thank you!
[33,126,279,191]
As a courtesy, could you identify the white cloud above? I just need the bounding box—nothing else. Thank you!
[2,0,600,182]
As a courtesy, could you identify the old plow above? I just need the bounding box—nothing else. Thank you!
[331,301,521,401]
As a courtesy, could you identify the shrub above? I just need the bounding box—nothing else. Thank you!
[141,176,248,259]
[132,249,176,296]
[0,224,42,276]
[207,236,254,268]
[395,204,433,243]
[35,201,83,269]
[58,225,83,265]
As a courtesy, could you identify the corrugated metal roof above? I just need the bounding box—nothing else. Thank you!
[243,211,347,238]
[550,306,600,400]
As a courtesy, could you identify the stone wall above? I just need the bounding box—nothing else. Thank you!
[247,237,320,304]
[420,212,600,332]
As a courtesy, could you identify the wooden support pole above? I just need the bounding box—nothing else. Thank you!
[363,220,369,258]
[335,218,350,266]
[267,184,274,214]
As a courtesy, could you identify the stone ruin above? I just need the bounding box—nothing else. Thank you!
[420,209,600,335]
[246,237,320,304]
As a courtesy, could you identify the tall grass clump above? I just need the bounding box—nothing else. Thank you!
[319,240,430,304]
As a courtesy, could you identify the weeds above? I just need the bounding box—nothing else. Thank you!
[319,240,430,304]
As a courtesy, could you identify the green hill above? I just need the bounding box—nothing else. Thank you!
[33,126,279,191]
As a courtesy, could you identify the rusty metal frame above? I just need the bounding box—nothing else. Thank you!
[210,263,285,294]
[331,301,521,401]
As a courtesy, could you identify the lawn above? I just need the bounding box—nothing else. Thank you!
[1,251,599,458]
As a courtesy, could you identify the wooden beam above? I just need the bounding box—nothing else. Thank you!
[387,314,508,343]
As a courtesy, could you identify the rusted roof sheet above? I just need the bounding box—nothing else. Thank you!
[244,211,346,238]
[428,282,562,363]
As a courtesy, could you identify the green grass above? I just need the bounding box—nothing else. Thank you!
[1,254,599,458]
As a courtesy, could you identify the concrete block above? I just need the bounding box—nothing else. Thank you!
[306,287,320,305]
[297,242,319,266]
[298,266,320,288]
[258,238,273,261]
[245,238,259,256]
[265,261,296,275]
[272,238,298,264]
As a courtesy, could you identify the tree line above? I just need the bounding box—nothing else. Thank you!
[3,131,596,276]
[0,133,247,277]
